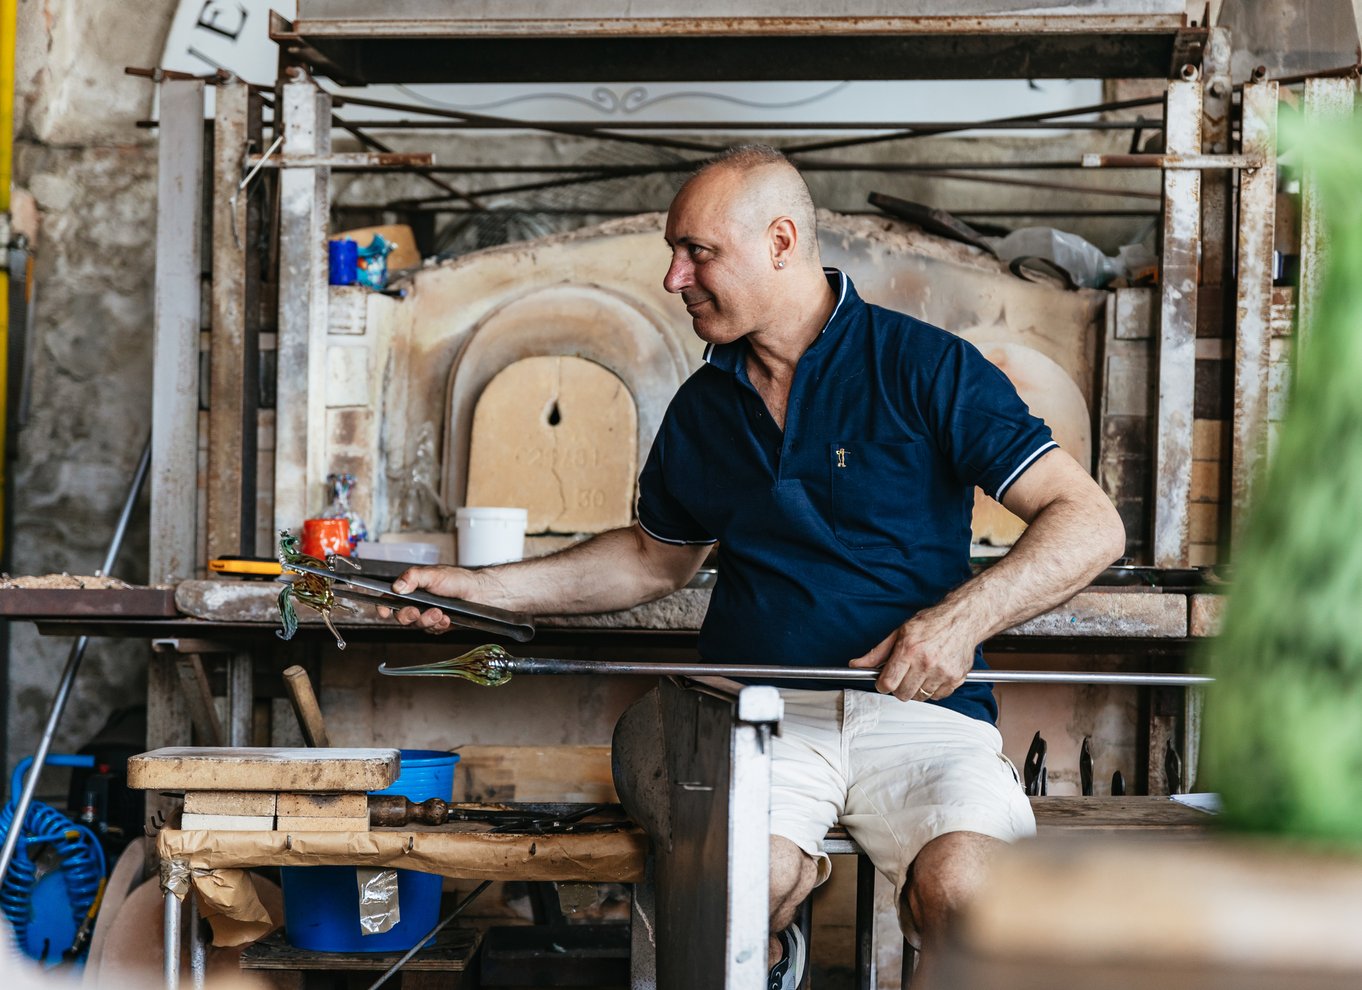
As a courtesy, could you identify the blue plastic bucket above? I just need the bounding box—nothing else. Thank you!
[281,749,459,952]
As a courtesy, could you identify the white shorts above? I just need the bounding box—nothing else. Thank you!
[770,688,1035,928]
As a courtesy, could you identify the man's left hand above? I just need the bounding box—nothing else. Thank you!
[847,606,977,702]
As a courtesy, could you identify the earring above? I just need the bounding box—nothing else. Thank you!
[776,261,785,269]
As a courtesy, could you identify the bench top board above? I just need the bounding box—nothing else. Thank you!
[128,747,401,792]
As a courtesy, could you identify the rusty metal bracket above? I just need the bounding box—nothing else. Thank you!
[1081,153,1265,170]
[247,151,435,169]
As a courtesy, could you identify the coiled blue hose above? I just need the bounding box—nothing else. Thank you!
[0,755,107,963]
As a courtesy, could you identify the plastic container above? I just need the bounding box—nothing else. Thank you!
[455,507,528,567]
[281,749,459,952]
[355,541,440,565]
[328,239,358,286]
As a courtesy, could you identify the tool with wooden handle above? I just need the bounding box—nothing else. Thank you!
[377,644,1214,688]
[282,664,330,747]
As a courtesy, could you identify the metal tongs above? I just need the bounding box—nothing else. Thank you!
[283,562,536,642]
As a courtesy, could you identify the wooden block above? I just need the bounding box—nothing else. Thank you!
[1189,502,1220,545]
[275,815,369,833]
[456,745,617,804]
[1190,594,1227,637]
[1190,460,1220,502]
[182,813,275,831]
[128,747,399,792]
[277,792,369,818]
[184,791,277,816]
[1192,418,1223,460]
[466,355,638,534]
[1188,543,1219,567]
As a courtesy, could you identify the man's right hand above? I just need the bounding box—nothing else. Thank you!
[383,565,489,635]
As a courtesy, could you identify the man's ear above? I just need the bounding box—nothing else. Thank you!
[769,215,798,265]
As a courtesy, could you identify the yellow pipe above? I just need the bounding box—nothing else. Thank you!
[0,0,17,558]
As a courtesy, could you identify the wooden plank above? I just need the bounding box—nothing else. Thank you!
[0,588,178,617]
[1030,796,1210,831]
[274,77,332,534]
[207,78,259,559]
[275,815,369,832]
[150,79,205,584]
[128,747,399,792]
[173,654,225,747]
[1152,78,1202,567]
[181,813,275,831]
[455,744,617,803]
[226,653,254,747]
[184,791,278,816]
[276,792,368,817]
[240,928,479,972]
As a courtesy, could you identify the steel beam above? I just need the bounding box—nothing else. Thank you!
[1152,77,1203,568]
[1230,82,1279,550]
[273,73,331,536]
[151,80,205,583]
[1298,77,1357,354]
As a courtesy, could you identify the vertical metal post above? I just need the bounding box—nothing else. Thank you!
[274,71,331,534]
[727,687,777,988]
[1230,81,1279,549]
[208,77,259,558]
[1198,28,1232,285]
[1297,77,1356,353]
[151,79,205,584]
[1152,75,1203,568]
[164,888,181,990]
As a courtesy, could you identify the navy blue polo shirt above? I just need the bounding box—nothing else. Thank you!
[637,271,1056,724]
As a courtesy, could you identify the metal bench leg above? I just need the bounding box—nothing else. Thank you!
[164,888,181,990]
[855,854,877,989]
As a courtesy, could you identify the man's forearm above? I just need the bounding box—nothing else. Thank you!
[467,525,704,615]
[936,490,1124,644]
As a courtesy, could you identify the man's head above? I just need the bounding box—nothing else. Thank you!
[663,145,822,345]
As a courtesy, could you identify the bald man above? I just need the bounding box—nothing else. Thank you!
[392,146,1125,986]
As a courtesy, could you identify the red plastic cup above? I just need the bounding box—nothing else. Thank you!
[301,518,351,559]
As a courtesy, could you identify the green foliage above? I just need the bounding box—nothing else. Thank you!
[1201,111,1362,841]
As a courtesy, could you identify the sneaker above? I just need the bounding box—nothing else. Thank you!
[767,924,807,990]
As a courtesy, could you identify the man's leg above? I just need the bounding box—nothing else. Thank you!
[770,836,818,962]
[900,830,1004,942]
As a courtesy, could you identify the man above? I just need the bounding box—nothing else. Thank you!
[390,145,1125,986]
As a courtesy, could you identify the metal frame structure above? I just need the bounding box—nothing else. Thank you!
[135,5,1353,988]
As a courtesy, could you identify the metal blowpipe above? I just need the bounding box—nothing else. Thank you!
[377,644,1212,687]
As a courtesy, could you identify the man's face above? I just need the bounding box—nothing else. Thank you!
[662,169,772,345]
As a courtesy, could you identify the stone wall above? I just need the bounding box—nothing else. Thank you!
[6,0,180,782]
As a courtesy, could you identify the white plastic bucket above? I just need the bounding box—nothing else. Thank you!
[455,507,528,567]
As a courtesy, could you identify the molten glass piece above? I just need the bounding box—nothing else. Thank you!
[379,644,514,686]
[276,528,358,650]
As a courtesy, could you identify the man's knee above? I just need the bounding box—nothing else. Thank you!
[902,831,1004,939]
[770,836,817,929]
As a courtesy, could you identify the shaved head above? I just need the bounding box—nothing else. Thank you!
[682,145,820,262]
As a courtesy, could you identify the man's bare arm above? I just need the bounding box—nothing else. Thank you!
[849,448,1126,701]
[388,524,710,633]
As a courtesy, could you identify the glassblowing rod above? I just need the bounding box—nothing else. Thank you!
[379,653,1210,687]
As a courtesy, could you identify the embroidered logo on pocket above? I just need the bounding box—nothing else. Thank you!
[835,447,847,469]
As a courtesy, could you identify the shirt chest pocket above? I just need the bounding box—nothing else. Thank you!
[829,440,931,549]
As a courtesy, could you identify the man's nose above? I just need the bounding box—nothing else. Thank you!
[663,253,690,294]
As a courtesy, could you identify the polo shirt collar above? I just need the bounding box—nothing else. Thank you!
[702,268,854,374]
